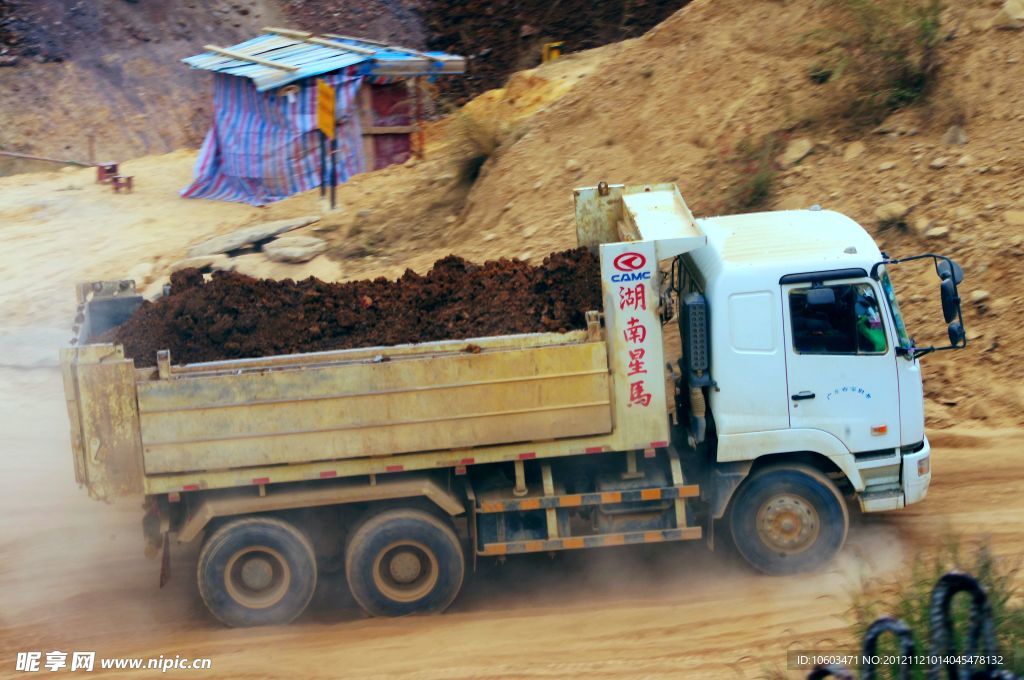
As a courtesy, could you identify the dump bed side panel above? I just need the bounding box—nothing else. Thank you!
[61,345,145,499]
[138,340,612,475]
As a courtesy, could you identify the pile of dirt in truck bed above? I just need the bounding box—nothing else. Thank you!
[110,248,601,366]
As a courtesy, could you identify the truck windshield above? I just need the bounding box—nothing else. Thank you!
[878,266,911,351]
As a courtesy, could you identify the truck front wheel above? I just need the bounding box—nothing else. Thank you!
[729,465,849,575]
[197,516,317,627]
[345,508,465,617]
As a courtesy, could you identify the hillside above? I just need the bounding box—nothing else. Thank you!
[1,0,1022,432]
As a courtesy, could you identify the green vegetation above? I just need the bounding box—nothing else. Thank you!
[723,133,785,213]
[849,537,1024,679]
[812,0,944,124]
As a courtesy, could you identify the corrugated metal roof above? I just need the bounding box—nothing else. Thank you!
[183,29,465,92]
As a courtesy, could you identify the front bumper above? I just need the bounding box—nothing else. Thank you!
[902,436,932,506]
[857,436,931,512]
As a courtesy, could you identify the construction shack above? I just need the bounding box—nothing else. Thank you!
[181,28,464,205]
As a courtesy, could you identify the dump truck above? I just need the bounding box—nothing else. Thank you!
[61,183,967,627]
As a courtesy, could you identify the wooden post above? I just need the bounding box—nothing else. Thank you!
[319,132,327,197]
[414,76,425,160]
[357,83,377,172]
[329,127,338,209]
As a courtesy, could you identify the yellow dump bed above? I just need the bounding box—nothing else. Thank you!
[62,315,649,499]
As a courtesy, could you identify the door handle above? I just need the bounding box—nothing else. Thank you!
[791,391,815,401]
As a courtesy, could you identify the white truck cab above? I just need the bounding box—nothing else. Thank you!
[577,182,965,573]
[688,208,932,512]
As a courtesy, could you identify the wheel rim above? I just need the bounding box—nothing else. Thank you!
[224,545,291,609]
[372,541,439,603]
[756,493,821,555]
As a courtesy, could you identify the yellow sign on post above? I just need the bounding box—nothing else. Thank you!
[316,80,336,139]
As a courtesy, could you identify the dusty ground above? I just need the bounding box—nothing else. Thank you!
[1,361,1021,678]
[1,0,1023,676]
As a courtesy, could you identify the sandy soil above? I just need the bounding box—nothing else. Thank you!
[0,361,1021,679]
[1,0,1022,676]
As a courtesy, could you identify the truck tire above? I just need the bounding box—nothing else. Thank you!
[728,465,849,575]
[345,508,465,617]
[197,516,317,627]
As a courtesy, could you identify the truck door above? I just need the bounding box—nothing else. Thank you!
[781,278,900,453]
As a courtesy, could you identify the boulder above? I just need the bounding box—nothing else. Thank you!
[187,215,320,257]
[995,0,1024,28]
[942,125,968,145]
[842,141,866,161]
[777,138,814,167]
[169,254,235,273]
[262,235,328,264]
[875,201,910,224]
[1004,210,1024,226]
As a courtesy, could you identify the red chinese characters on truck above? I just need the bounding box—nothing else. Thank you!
[617,254,652,408]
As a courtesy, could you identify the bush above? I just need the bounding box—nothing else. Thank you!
[849,537,1024,679]
[724,133,785,212]
[813,0,944,124]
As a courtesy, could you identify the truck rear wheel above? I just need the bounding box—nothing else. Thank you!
[197,516,317,627]
[729,465,848,575]
[345,508,464,617]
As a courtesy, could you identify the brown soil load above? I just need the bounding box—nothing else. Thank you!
[111,248,601,366]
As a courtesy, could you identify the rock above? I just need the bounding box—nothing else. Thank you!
[957,154,974,167]
[169,255,235,273]
[878,160,897,171]
[187,216,320,257]
[262,235,328,263]
[565,159,582,173]
[875,201,911,224]
[968,401,988,420]
[929,157,950,169]
[1004,210,1024,226]
[925,226,950,239]
[994,0,1024,28]
[777,138,814,167]
[355,209,372,219]
[842,141,866,161]
[953,206,974,221]
[912,216,935,236]
[970,289,990,304]
[444,215,458,225]
[942,125,968,145]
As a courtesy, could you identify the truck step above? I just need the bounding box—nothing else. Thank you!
[476,484,699,514]
[478,526,703,556]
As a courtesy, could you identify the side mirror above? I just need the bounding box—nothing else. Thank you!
[940,278,959,323]
[936,258,964,284]
[806,287,836,306]
[948,321,965,347]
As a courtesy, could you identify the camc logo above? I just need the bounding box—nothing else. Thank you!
[611,252,651,282]
[613,252,646,272]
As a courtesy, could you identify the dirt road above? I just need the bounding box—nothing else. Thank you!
[1,357,1020,679]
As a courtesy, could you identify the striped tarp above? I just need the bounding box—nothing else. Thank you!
[182,67,365,205]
